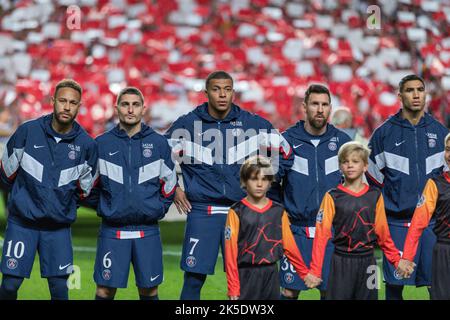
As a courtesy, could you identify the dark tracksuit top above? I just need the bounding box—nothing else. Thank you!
[88,124,177,231]
[367,110,449,220]
[279,121,352,227]
[164,102,292,207]
[0,114,98,228]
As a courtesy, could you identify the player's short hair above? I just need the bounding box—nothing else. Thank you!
[240,155,274,189]
[205,70,234,90]
[445,133,450,146]
[304,84,331,104]
[54,79,82,99]
[399,74,425,92]
[116,87,144,105]
[338,141,370,165]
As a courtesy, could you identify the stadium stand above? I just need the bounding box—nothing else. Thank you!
[0,0,449,138]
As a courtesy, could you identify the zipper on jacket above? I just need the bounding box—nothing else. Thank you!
[128,140,132,194]
[414,127,420,195]
[217,121,226,196]
[315,145,320,208]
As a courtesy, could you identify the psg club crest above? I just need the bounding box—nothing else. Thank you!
[186,256,196,268]
[6,258,18,270]
[328,142,337,151]
[102,269,112,281]
[428,139,436,148]
[284,272,294,284]
[68,150,76,160]
[231,128,242,137]
[143,148,152,158]
[68,144,80,160]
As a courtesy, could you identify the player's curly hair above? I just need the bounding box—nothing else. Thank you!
[54,79,82,98]
[445,133,450,146]
[240,155,274,189]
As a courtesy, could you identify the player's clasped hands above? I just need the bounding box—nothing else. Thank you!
[304,272,322,289]
[396,259,416,279]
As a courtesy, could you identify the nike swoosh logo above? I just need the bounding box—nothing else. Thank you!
[150,275,160,281]
[59,263,71,270]
[109,151,119,156]
[34,145,45,149]
[395,141,405,147]
[293,144,303,149]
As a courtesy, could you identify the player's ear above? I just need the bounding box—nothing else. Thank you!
[302,101,307,112]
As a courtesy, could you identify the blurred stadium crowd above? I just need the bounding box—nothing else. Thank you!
[0,0,449,139]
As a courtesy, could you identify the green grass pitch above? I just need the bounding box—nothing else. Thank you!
[0,204,430,300]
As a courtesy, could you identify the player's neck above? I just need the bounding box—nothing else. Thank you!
[51,118,73,135]
[207,105,231,120]
[119,122,142,137]
[304,121,327,136]
[245,195,269,209]
[342,177,366,193]
[401,108,424,126]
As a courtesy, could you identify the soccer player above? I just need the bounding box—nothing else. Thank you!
[306,141,413,300]
[165,71,291,300]
[225,156,309,300]
[0,79,98,300]
[90,87,177,300]
[366,74,449,300]
[278,84,352,300]
[402,133,450,299]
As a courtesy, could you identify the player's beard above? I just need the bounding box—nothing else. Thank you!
[55,111,76,126]
[309,115,327,130]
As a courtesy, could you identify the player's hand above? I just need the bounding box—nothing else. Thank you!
[174,187,192,215]
[304,273,322,289]
[229,296,239,300]
[396,259,416,278]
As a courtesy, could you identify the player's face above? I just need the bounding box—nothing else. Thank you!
[445,140,450,167]
[245,171,271,200]
[340,152,368,182]
[52,87,81,126]
[116,94,145,127]
[399,80,426,112]
[303,93,331,130]
[205,79,234,116]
